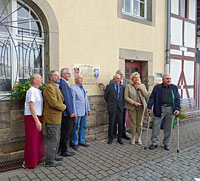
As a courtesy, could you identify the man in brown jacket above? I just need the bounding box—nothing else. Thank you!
[43,70,66,167]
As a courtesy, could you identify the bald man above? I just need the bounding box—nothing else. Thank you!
[104,74,125,145]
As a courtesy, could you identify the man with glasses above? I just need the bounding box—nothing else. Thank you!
[58,68,76,157]
[43,70,66,167]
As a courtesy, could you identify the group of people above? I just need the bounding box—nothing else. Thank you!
[23,68,181,169]
[101,70,180,151]
[23,69,90,169]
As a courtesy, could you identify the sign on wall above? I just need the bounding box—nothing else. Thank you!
[73,64,100,85]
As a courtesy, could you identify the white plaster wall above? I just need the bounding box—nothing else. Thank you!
[188,88,194,98]
[184,51,195,57]
[170,49,182,55]
[184,22,195,48]
[184,60,194,85]
[183,89,187,99]
[189,0,196,21]
[171,0,179,15]
[170,59,182,85]
[171,18,183,46]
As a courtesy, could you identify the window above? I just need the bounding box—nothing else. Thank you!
[180,0,188,18]
[122,0,147,19]
[0,0,45,94]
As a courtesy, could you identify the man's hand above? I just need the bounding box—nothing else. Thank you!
[98,83,105,89]
[70,114,75,118]
[147,109,151,114]
[74,115,78,120]
[88,111,91,116]
[36,121,42,132]
[174,110,179,116]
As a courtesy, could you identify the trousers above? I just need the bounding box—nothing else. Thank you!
[45,124,61,164]
[151,106,174,146]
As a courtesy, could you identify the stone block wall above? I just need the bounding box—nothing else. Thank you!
[0,101,25,162]
[0,95,109,161]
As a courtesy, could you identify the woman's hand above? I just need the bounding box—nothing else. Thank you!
[36,120,42,131]
[134,102,141,107]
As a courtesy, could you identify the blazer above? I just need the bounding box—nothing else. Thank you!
[104,83,125,113]
[59,78,74,117]
[71,83,90,117]
[43,82,66,124]
[147,83,181,117]
[125,83,149,111]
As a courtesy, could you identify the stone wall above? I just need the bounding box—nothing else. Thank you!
[0,101,25,162]
[0,95,108,161]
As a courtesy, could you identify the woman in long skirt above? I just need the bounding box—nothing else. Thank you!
[23,73,46,169]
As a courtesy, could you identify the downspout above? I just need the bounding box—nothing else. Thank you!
[166,0,170,74]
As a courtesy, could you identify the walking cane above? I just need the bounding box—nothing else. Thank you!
[144,114,150,150]
[177,116,180,153]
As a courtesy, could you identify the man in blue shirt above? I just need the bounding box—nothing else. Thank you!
[104,74,125,145]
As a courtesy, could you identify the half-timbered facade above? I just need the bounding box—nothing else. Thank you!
[169,0,197,99]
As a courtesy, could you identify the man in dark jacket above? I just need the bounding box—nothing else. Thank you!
[147,74,180,151]
[58,68,76,157]
[104,74,125,145]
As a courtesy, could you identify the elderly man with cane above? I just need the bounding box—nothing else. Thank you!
[147,74,180,151]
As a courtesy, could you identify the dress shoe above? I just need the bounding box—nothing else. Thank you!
[149,145,158,150]
[123,134,131,140]
[107,140,113,144]
[164,145,170,151]
[61,151,75,157]
[79,143,90,147]
[55,155,64,161]
[117,139,123,145]
[72,145,79,150]
[45,161,62,167]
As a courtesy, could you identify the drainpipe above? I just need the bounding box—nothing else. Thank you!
[165,0,170,74]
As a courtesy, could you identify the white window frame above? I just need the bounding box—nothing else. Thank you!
[0,0,45,99]
[122,0,147,19]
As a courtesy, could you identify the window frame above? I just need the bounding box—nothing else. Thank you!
[0,0,45,98]
[122,0,147,20]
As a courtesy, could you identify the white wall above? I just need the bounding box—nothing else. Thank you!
[184,22,195,48]
[171,18,183,46]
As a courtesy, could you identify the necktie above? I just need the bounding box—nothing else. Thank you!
[116,84,119,99]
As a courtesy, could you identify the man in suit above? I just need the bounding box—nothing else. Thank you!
[99,70,130,140]
[43,70,66,167]
[104,74,125,145]
[71,74,91,150]
[58,68,76,157]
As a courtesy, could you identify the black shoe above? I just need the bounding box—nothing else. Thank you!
[61,151,75,157]
[107,140,113,144]
[72,145,79,150]
[79,143,90,147]
[55,155,64,161]
[149,145,158,150]
[123,134,131,140]
[164,145,170,151]
[118,139,123,145]
[45,161,62,167]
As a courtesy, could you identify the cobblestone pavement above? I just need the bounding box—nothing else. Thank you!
[0,118,200,181]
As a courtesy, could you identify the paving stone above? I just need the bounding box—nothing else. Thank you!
[10,177,20,181]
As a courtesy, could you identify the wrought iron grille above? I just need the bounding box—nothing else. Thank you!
[0,0,46,95]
